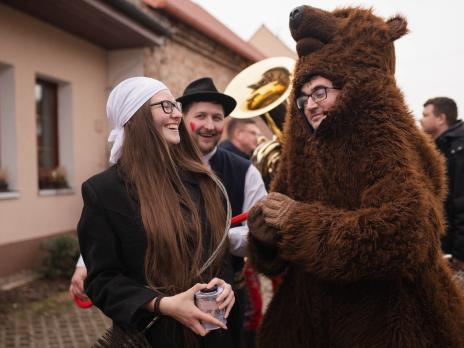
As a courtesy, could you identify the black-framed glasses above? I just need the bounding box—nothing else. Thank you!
[296,87,339,110]
[150,100,182,114]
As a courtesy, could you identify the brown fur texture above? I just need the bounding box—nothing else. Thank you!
[248,6,464,348]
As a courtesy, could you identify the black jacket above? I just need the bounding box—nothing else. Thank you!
[436,120,464,260]
[219,140,250,160]
[77,165,234,347]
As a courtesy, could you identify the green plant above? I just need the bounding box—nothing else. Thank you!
[37,234,80,279]
[38,166,70,190]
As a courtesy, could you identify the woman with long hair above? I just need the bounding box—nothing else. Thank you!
[78,77,235,347]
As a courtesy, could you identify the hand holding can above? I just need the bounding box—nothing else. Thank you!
[194,285,227,331]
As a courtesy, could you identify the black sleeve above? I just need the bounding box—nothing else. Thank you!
[444,145,464,261]
[450,147,464,261]
[452,195,464,260]
[77,181,158,328]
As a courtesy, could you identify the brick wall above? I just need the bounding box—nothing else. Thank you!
[144,22,253,96]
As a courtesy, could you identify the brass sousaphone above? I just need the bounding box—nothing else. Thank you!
[224,56,295,187]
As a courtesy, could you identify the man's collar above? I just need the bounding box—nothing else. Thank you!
[202,146,218,164]
[438,120,464,140]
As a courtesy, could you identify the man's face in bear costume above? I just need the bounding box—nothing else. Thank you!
[285,5,408,138]
[298,76,340,130]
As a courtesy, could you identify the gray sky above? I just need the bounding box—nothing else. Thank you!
[192,0,464,119]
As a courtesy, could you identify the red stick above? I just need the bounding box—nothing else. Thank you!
[231,211,249,225]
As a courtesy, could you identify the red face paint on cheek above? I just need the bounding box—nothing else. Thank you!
[189,122,196,132]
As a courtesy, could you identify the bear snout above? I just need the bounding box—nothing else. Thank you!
[290,5,339,57]
[289,6,305,31]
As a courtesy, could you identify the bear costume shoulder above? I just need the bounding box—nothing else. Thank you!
[248,6,464,348]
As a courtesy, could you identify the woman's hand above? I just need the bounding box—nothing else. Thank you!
[206,278,235,319]
[158,283,227,336]
[69,266,89,300]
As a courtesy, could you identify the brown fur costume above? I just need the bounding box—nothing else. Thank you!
[247,5,464,348]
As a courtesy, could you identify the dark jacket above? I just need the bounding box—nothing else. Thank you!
[78,165,234,347]
[436,120,464,260]
[219,140,250,160]
[209,147,250,219]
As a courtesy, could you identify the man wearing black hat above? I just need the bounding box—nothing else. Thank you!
[178,77,267,348]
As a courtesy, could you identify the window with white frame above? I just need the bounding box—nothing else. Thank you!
[0,63,17,193]
[35,76,73,192]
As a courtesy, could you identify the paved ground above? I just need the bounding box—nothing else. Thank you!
[0,274,273,348]
[0,291,111,348]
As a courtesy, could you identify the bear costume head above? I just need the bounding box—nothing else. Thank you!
[287,6,409,135]
[273,6,446,206]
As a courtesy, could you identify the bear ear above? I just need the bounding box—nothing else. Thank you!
[387,15,408,41]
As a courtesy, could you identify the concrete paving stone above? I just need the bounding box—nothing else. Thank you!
[0,291,112,347]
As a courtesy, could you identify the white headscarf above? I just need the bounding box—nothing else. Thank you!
[106,77,168,164]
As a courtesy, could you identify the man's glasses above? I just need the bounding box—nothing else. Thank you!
[296,87,339,110]
[150,100,182,114]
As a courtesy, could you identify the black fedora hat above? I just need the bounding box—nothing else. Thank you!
[177,77,237,116]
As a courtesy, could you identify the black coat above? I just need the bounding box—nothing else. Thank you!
[436,120,464,260]
[219,140,250,160]
[77,165,234,347]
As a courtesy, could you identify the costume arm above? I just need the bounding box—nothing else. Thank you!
[247,202,288,276]
[78,181,158,327]
[229,165,267,257]
[277,169,442,282]
[245,155,289,275]
[248,234,288,276]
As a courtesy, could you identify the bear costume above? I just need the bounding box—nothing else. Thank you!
[247,5,464,348]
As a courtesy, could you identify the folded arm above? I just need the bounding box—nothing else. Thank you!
[266,170,443,282]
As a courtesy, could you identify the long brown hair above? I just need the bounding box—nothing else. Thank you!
[119,101,227,295]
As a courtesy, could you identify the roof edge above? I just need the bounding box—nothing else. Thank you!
[144,0,266,62]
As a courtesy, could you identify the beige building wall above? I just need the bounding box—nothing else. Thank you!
[249,25,297,59]
[0,5,107,257]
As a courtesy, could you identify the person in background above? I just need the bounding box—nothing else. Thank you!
[220,118,260,160]
[78,77,235,347]
[421,97,464,272]
[178,77,267,348]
